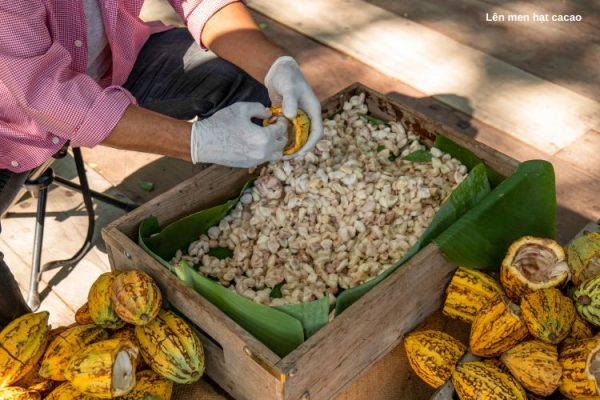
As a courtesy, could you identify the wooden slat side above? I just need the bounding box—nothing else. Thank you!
[278,244,456,400]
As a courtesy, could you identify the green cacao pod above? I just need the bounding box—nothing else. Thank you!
[567,231,600,285]
[574,274,600,327]
[521,288,576,344]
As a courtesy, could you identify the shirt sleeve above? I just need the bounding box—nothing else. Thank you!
[0,3,135,149]
[167,0,244,48]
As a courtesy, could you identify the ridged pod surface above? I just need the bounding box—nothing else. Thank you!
[452,361,527,400]
[501,340,562,396]
[563,313,594,347]
[470,295,529,357]
[0,387,40,400]
[88,272,125,330]
[568,231,600,285]
[14,363,56,396]
[500,236,569,303]
[39,324,108,381]
[111,270,162,326]
[64,339,138,399]
[45,382,95,400]
[135,310,204,384]
[575,275,600,327]
[442,267,503,323]
[263,107,310,155]
[74,303,94,325]
[403,330,466,388]
[559,337,600,399]
[120,370,173,400]
[521,288,576,344]
[0,312,49,388]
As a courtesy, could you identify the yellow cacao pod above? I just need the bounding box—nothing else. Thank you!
[500,236,569,303]
[559,336,600,399]
[135,310,204,384]
[111,327,147,371]
[88,272,125,330]
[452,361,527,400]
[563,312,594,347]
[39,324,108,381]
[74,303,94,325]
[501,340,562,396]
[567,231,600,285]
[521,288,576,344]
[120,370,173,400]
[0,312,49,388]
[14,363,56,396]
[111,270,162,325]
[403,330,466,388]
[470,295,529,357]
[64,339,138,399]
[0,387,40,400]
[45,382,95,400]
[442,267,503,323]
[263,107,310,155]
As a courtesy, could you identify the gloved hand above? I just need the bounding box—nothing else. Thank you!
[265,56,323,158]
[190,102,288,168]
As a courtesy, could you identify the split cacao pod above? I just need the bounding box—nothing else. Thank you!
[0,312,49,388]
[500,236,569,303]
[403,330,466,388]
[263,106,310,155]
[567,231,600,285]
[39,324,108,381]
[452,361,527,400]
[501,340,562,396]
[111,270,162,325]
[521,288,576,344]
[45,382,95,400]
[574,274,600,327]
[64,338,138,399]
[120,370,173,400]
[111,327,147,371]
[0,387,40,400]
[135,309,204,384]
[559,336,600,399]
[442,267,503,323]
[470,295,529,357]
[88,272,125,330]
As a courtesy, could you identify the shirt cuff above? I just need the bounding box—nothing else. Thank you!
[70,86,137,148]
[187,0,244,49]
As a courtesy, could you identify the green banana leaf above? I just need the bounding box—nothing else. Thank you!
[402,150,433,163]
[434,160,556,270]
[335,163,492,314]
[274,297,330,338]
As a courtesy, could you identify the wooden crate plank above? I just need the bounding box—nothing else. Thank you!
[247,0,600,154]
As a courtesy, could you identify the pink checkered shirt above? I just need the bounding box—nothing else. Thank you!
[0,0,238,173]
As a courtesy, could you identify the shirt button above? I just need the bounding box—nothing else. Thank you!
[74,40,83,48]
[52,136,60,145]
[11,160,19,168]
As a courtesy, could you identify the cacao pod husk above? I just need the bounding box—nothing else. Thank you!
[135,310,204,384]
[111,270,162,326]
[452,361,527,400]
[442,267,503,323]
[0,387,40,400]
[45,382,95,400]
[120,370,173,400]
[559,336,600,399]
[500,236,569,303]
[88,272,125,330]
[74,303,94,325]
[263,107,310,155]
[39,324,108,381]
[470,295,529,357]
[521,288,576,344]
[0,312,49,387]
[575,275,600,327]
[403,330,466,388]
[111,327,147,371]
[567,231,600,285]
[64,338,138,399]
[501,340,562,396]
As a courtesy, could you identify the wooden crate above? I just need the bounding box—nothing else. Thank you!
[102,83,518,400]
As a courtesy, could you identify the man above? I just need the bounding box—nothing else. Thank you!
[0,1,322,326]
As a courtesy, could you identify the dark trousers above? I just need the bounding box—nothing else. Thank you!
[0,28,269,328]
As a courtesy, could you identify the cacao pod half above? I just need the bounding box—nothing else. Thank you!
[559,336,600,399]
[575,274,600,327]
[135,309,204,384]
[120,370,173,400]
[45,382,95,400]
[403,330,466,388]
[442,267,503,323]
[0,312,49,387]
[501,340,562,396]
[500,236,569,303]
[470,295,529,357]
[111,270,162,325]
[88,272,125,330]
[111,327,147,371]
[74,303,94,325]
[452,361,527,400]
[521,288,576,344]
[0,387,40,400]
[39,324,108,381]
[263,107,310,155]
[64,338,138,399]
[568,231,600,285]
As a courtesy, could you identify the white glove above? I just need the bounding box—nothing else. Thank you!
[264,56,323,158]
[190,102,288,168]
